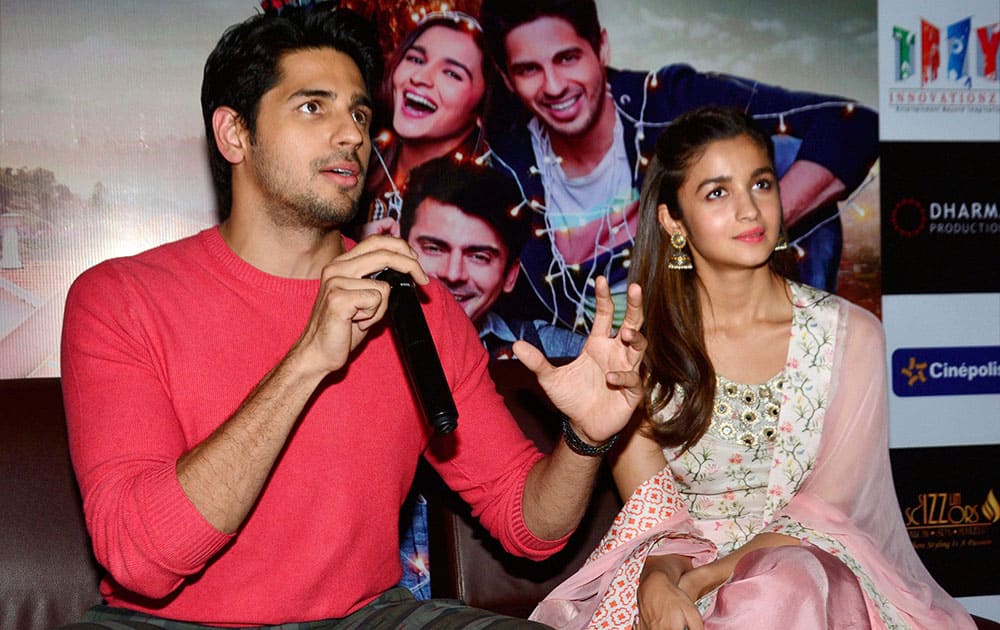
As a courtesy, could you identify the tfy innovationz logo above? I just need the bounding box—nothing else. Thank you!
[890,196,1000,237]
[890,15,999,113]
[893,345,1000,396]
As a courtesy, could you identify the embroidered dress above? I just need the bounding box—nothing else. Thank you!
[671,371,785,558]
[529,282,974,630]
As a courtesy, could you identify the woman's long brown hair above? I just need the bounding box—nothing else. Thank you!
[628,106,797,452]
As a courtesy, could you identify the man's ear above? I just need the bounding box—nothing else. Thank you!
[657,203,685,237]
[211,106,249,166]
[502,257,521,293]
[493,38,517,93]
[497,63,515,93]
[598,28,610,68]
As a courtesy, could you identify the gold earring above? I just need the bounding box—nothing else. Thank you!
[774,229,789,252]
[668,232,693,270]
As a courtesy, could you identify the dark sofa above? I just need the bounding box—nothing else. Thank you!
[2,368,996,629]
[0,366,614,629]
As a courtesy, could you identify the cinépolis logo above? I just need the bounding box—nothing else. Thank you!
[903,489,999,551]
[892,345,1000,396]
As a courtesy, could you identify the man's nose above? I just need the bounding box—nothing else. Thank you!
[443,251,468,282]
[330,110,365,151]
[542,67,567,97]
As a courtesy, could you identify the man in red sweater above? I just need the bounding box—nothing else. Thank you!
[60,4,645,628]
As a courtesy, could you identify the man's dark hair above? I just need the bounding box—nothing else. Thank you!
[479,0,602,71]
[399,157,530,271]
[201,4,382,218]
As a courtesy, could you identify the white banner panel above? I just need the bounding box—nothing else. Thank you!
[878,0,1000,141]
[883,293,1000,448]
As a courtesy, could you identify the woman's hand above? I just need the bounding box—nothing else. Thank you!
[675,532,800,603]
[676,561,728,603]
[637,555,704,630]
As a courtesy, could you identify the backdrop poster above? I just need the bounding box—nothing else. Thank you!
[0,0,880,378]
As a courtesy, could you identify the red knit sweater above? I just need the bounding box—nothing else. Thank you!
[61,228,564,625]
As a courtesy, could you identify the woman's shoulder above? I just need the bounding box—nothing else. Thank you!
[788,280,884,343]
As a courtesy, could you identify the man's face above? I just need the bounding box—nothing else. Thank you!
[244,48,373,227]
[502,16,609,139]
[406,198,519,324]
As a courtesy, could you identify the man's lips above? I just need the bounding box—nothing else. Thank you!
[325,165,356,176]
[320,161,363,185]
[541,93,581,118]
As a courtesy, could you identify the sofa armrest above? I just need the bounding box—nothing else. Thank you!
[0,378,102,630]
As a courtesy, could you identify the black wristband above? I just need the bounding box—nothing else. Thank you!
[560,416,619,457]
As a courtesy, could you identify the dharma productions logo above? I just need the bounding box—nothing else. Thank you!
[890,197,1000,238]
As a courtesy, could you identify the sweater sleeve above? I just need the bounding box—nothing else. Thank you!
[653,64,879,191]
[419,281,570,560]
[61,261,232,600]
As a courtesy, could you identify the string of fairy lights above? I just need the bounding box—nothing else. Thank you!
[488,72,880,332]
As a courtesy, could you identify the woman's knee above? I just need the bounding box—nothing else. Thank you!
[733,543,855,586]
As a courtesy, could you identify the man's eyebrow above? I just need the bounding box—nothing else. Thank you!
[416,235,452,249]
[462,244,502,258]
[351,92,373,111]
[289,88,335,101]
[288,89,373,110]
[552,45,584,59]
[508,60,538,74]
[509,46,582,73]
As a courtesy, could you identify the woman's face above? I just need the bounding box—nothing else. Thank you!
[391,25,486,144]
[659,134,783,273]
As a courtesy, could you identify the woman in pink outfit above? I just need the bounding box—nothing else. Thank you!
[357,10,490,238]
[529,106,974,630]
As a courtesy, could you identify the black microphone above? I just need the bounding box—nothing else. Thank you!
[372,268,458,434]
